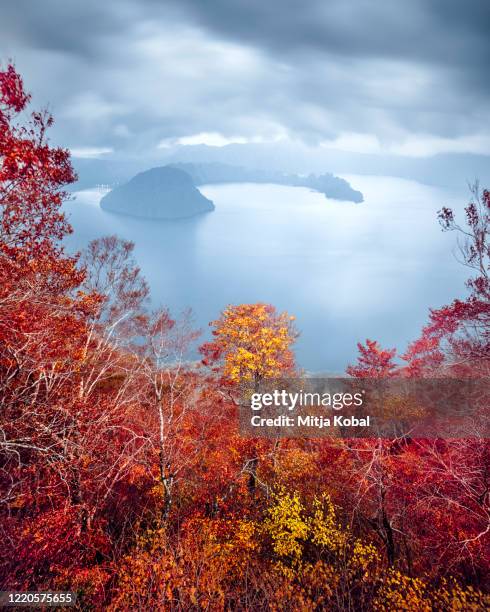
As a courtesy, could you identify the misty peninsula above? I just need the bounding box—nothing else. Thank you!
[100,166,215,220]
[170,162,364,203]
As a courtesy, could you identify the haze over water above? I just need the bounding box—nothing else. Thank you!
[64,176,468,372]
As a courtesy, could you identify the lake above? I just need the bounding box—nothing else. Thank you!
[63,175,468,372]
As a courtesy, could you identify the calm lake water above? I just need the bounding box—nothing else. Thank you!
[64,175,468,372]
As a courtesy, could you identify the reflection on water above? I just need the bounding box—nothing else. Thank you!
[63,177,467,372]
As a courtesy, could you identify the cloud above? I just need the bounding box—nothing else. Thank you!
[158,130,287,148]
[321,131,490,158]
[0,0,488,158]
[70,147,114,159]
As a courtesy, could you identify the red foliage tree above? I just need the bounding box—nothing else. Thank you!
[346,339,398,378]
[404,185,490,376]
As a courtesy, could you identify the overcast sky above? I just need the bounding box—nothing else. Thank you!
[1,0,489,158]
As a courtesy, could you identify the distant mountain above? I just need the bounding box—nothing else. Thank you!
[169,162,363,203]
[167,144,490,193]
[70,158,145,191]
[100,166,215,220]
[70,142,489,200]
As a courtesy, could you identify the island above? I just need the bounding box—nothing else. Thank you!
[100,166,215,220]
[169,162,364,203]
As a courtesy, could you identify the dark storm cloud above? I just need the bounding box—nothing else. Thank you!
[164,0,490,118]
[0,1,125,57]
[0,0,489,156]
[169,0,490,64]
[157,0,489,62]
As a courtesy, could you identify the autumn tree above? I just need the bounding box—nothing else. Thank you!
[135,309,203,520]
[58,236,151,536]
[346,339,398,378]
[200,303,298,385]
[344,340,406,566]
[81,235,149,331]
[199,303,298,499]
[404,184,490,376]
[0,62,87,499]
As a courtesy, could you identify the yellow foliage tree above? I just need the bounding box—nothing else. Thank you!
[201,303,298,384]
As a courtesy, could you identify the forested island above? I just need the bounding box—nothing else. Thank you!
[100,166,215,219]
